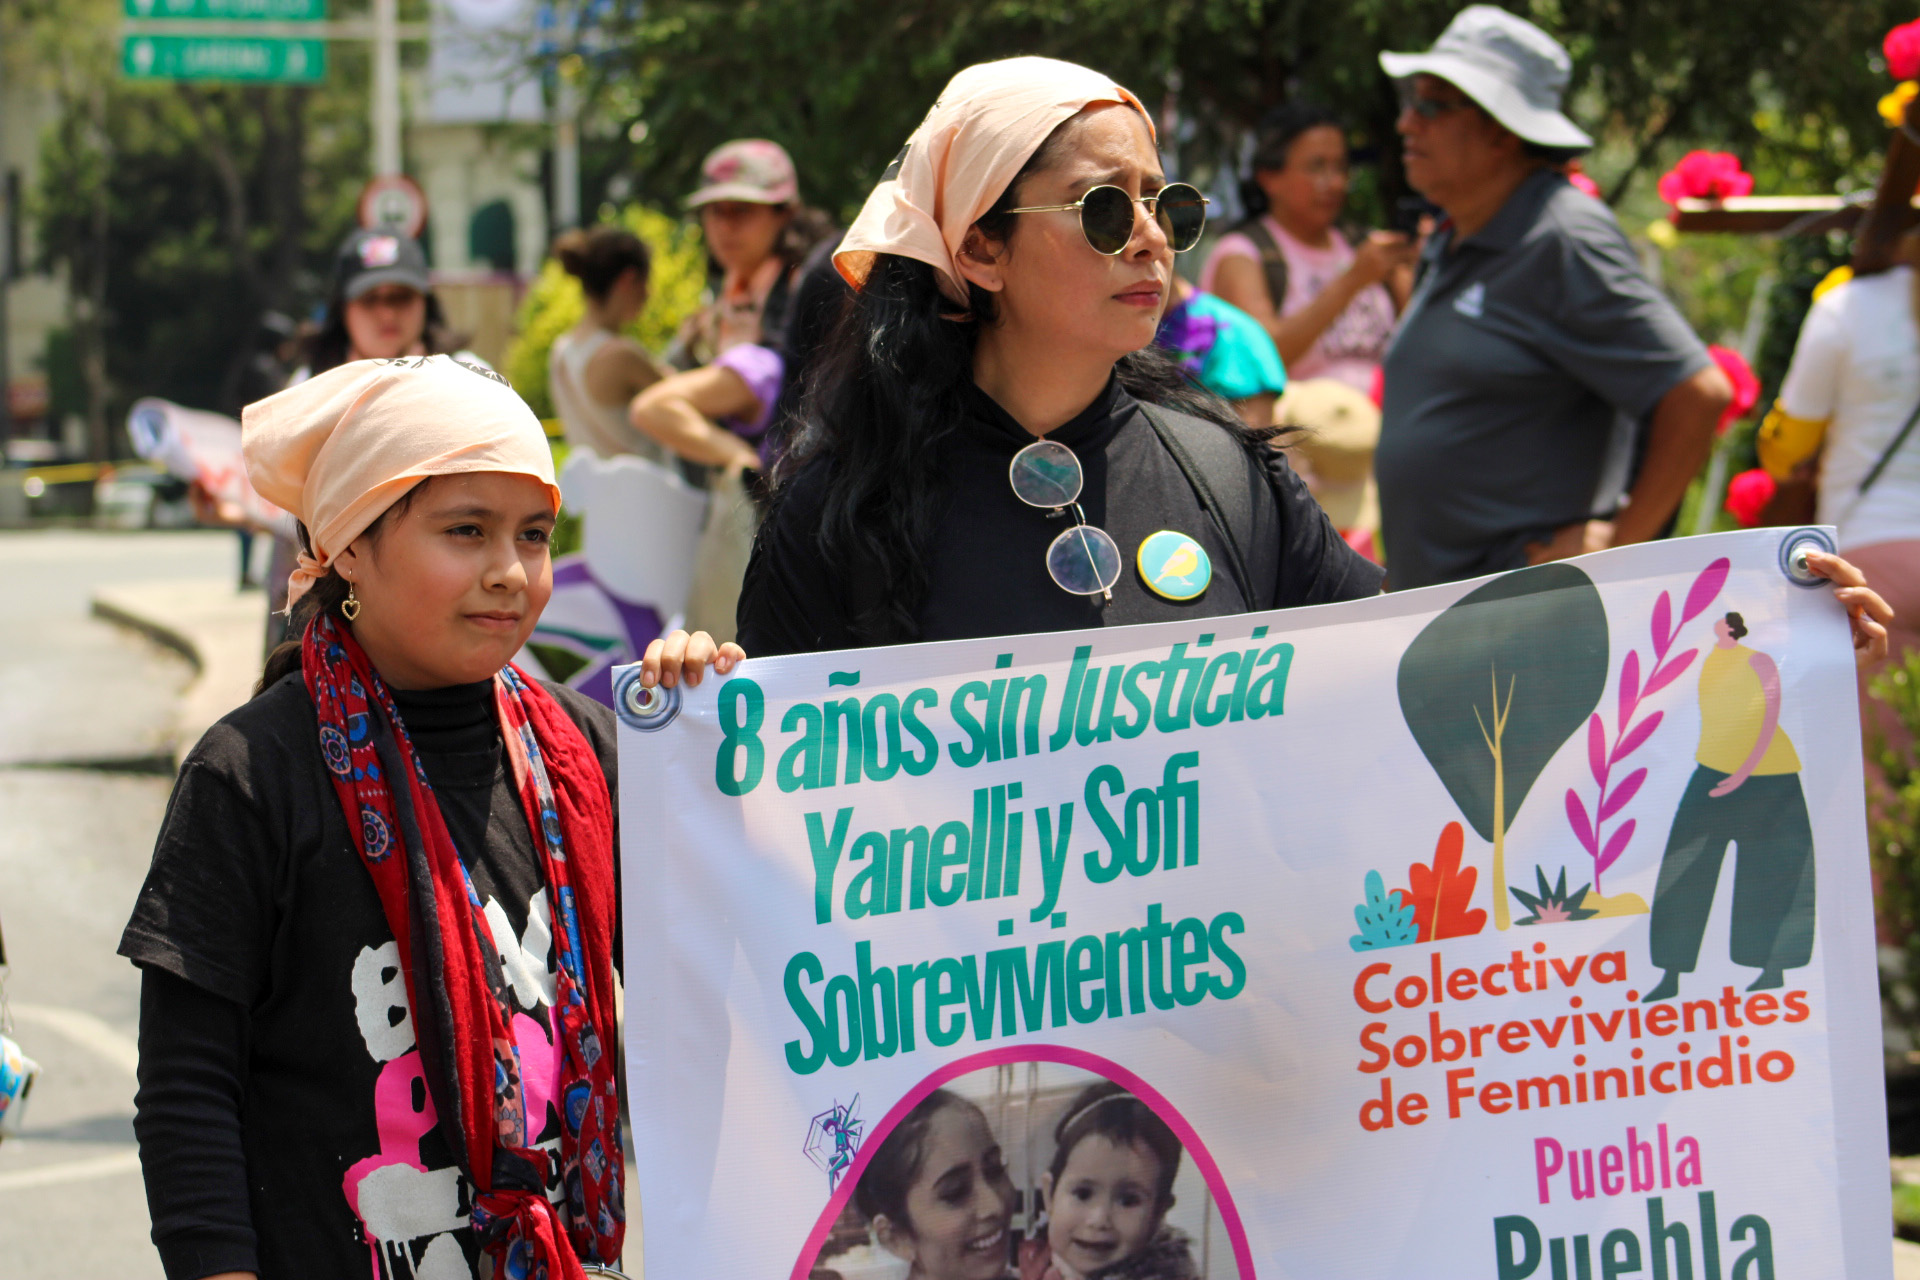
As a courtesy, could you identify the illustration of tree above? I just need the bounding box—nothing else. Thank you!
[1397,565,1610,931]
[1564,558,1729,913]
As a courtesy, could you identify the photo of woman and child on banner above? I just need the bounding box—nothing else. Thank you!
[805,1065,1234,1280]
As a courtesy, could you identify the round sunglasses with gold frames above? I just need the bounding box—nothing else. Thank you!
[1003,182,1210,256]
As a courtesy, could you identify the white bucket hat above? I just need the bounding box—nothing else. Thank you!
[1380,5,1592,150]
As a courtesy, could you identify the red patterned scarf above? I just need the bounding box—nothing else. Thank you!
[303,614,624,1276]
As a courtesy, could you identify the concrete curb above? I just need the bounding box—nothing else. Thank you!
[91,580,266,767]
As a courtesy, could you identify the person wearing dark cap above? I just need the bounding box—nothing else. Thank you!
[1373,6,1733,591]
[260,228,479,646]
[298,228,470,379]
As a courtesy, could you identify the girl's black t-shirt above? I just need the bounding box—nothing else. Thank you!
[736,376,1384,656]
[119,672,618,1280]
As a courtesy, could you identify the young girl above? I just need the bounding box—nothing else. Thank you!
[1021,1083,1197,1280]
[119,354,738,1280]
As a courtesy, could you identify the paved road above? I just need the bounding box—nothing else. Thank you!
[0,529,238,1278]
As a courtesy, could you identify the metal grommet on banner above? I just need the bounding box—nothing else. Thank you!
[580,1267,633,1279]
[614,666,682,732]
[1778,526,1836,588]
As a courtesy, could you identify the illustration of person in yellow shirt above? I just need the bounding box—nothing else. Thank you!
[1643,611,1814,1003]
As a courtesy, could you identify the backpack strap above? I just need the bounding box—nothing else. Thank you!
[1859,394,1920,497]
[1138,404,1266,610]
[1235,217,1291,316]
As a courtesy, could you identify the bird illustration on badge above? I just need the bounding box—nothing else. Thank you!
[1137,530,1211,601]
[1643,611,1816,1003]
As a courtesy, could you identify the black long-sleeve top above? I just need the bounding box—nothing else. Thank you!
[124,677,617,1280]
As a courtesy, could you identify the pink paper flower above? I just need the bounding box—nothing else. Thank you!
[1707,345,1759,435]
[1724,468,1777,527]
[1656,151,1754,207]
[1886,19,1920,83]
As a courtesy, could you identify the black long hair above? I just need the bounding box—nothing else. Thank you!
[1239,100,1344,219]
[852,1089,976,1232]
[775,120,1250,646]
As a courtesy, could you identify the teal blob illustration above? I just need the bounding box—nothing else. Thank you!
[1136,530,1211,601]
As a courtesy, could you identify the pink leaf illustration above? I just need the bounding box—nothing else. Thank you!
[1597,818,1637,875]
[1642,649,1698,700]
[1566,789,1597,856]
[1587,714,1608,786]
[1682,558,1730,625]
[1612,710,1665,763]
[1600,767,1647,821]
[1651,592,1673,658]
[1618,650,1641,729]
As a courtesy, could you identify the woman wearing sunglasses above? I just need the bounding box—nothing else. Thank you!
[736,57,1382,655]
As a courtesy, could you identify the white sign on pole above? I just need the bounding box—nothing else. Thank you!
[617,529,1890,1280]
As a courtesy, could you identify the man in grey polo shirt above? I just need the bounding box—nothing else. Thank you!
[1375,7,1733,591]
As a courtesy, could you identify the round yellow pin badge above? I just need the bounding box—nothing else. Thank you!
[1136,530,1211,601]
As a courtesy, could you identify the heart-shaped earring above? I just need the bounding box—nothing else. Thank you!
[341,583,362,622]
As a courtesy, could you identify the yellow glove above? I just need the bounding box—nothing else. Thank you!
[1755,399,1828,480]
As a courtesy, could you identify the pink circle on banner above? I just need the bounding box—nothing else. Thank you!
[786,1044,1257,1280]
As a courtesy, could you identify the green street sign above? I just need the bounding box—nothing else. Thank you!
[122,34,327,83]
[123,0,327,18]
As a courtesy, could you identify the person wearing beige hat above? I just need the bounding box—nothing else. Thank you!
[631,138,833,473]
[118,355,736,1280]
[631,138,837,639]
[1374,6,1733,592]
[1278,378,1382,563]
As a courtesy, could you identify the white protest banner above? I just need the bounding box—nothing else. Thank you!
[616,527,1889,1280]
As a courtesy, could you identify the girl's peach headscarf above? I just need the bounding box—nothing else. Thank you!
[242,355,560,607]
[835,56,1153,305]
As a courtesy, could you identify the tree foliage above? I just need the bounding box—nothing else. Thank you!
[588,0,1916,224]
[21,0,369,448]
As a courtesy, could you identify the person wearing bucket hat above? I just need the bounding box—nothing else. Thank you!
[1378,5,1592,152]
[1372,6,1734,591]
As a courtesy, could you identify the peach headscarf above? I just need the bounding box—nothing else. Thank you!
[242,355,560,607]
[835,56,1153,305]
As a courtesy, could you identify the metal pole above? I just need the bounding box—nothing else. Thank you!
[554,73,579,230]
[551,4,580,231]
[372,0,401,176]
